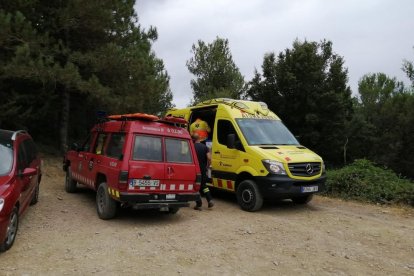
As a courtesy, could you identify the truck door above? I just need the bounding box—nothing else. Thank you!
[128,135,165,192]
[164,138,197,193]
[210,119,244,191]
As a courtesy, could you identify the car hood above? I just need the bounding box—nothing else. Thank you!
[251,145,323,163]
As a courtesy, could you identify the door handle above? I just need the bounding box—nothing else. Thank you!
[143,175,151,180]
[214,151,220,154]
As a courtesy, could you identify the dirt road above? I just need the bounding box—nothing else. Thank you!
[1,157,414,275]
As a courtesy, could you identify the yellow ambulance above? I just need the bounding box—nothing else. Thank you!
[166,98,326,211]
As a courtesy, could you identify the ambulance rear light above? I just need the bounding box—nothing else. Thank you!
[118,170,128,189]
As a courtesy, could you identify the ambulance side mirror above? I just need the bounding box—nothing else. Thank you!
[227,134,236,149]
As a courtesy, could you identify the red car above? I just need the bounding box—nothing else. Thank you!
[0,129,42,252]
[63,114,201,219]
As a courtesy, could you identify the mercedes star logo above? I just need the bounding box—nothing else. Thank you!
[306,163,314,175]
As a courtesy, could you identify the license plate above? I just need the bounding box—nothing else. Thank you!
[134,179,160,187]
[166,194,175,200]
[301,186,318,193]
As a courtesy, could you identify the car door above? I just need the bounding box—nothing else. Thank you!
[15,140,33,212]
[210,119,244,191]
[71,132,99,189]
[128,135,165,192]
[164,137,197,193]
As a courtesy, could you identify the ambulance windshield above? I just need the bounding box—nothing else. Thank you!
[236,119,299,146]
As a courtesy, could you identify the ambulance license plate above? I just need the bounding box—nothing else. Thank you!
[301,186,318,193]
[166,194,175,200]
[135,179,159,187]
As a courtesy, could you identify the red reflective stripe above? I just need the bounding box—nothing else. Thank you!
[218,179,223,188]
[227,180,233,190]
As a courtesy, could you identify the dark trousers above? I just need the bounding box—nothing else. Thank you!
[195,171,212,207]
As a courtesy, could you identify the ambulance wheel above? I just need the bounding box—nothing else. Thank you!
[168,207,180,214]
[65,167,77,193]
[96,182,117,220]
[0,206,19,252]
[291,194,313,204]
[237,180,263,212]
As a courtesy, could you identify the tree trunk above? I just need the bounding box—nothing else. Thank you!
[60,89,70,153]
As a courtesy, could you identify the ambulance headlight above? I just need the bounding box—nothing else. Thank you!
[262,160,287,175]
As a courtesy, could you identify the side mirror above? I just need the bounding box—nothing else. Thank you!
[227,134,236,149]
[70,142,80,151]
[19,167,37,178]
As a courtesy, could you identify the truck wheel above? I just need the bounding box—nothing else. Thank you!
[236,180,263,212]
[168,207,180,214]
[30,181,40,205]
[0,207,19,252]
[65,167,77,193]
[292,194,313,204]
[96,182,117,220]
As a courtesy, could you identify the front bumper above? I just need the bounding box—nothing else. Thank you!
[254,173,327,199]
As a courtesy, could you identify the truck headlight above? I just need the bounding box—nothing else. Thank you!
[262,160,287,175]
[0,198,4,212]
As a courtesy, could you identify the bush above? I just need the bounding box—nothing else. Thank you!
[324,159,414,206]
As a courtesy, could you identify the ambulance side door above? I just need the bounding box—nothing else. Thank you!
[210,119,243,191]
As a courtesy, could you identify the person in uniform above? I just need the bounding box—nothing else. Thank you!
[192,133,214,210]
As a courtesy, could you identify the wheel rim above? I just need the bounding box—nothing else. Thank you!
[6,211,18,246]
[241,189,253,204]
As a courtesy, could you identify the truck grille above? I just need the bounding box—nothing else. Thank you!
[288,162,321,177]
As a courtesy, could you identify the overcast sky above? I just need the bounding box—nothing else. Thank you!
[135,0,414,108]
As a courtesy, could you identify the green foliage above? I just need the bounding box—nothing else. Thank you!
[325,159,414,205]
[348,73,414,178]
[187,37,245,104]
[246,39,353,166]
[0,0,173,149]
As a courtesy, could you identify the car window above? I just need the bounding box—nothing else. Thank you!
[106,133,125,159]
[133,135,162,162]
[17,142,28,171]
[81,133,93,152]
[22,139,37,165]
[165,138,193,163]
[217,119,239,146]
[0,140,13,175]
[93,133,108,155]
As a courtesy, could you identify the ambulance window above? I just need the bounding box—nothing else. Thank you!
[217,120,238,145]
[165,138,193,163]
[133,135,162,162]
[106,133,125,159]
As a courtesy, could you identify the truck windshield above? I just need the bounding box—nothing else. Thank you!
[0,141,13,175]
[236,119,299,146]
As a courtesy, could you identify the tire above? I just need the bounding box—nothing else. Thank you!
[291,194,314,204]
[96,182,117,220]
[0,207,19,252]
[30,182,40,205]
[65,167,77,193]
[236,180,263,212]
[168,207,180,214]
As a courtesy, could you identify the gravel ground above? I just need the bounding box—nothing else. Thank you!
[1,156,414,275]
